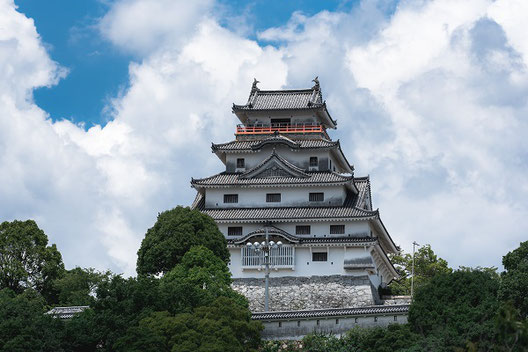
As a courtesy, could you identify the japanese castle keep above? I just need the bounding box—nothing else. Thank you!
[191,78,409,338]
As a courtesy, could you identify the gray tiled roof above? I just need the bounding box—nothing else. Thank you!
[252,304,410,320]
[191,171,354,187]
[212,138,339,152]
[233,89,323,111]
[201,206,378,222]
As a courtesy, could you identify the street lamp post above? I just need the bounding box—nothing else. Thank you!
[246,227,282,312]
[411,241,420,300]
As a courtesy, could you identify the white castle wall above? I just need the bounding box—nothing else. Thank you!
[218,221,370,237]
[225,145,341,173]
[228,246,379,278]
[205,185,346,208]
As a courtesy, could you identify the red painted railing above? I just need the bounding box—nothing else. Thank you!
[236,124,325,135]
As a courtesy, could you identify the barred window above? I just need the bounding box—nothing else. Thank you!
[227,227,242,236]
[312,252,328,262]
[223,194,238,203]
[296,225,311,235]
[330,225,345,234]
[309,157,318,167]
[266,193,281,202]
[309,192,324,202]
[236,158,245,168]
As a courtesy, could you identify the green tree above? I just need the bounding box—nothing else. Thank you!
[53,267,111,306]
[0,288,64,352]
[408,268,500,351]
[0,220,65,300]
[114,296,262,352]
[88,275,163,351]
[498,241,528,318]
[389,244,451,295]
[136,207,229,276]
[160,246,246,314]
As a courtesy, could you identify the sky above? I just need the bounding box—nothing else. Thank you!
[1,0,527,276]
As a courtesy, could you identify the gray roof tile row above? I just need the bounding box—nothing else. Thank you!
[252,304,410,320]
[191,171,354,187]
[201,206,378,222]
[233,89,323,111]
[212,138,338,152]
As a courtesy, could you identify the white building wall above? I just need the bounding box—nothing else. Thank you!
[228,246,377,279]
[218,221,370,237]
[225,145,341,172]
[205,185,346,208]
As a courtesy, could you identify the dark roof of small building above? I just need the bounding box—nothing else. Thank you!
[191,171,354,188]
[46,306,89,319]
[251,304,410,320]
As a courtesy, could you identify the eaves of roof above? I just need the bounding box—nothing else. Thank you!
[191,171,354,188]
[251,304,410,321]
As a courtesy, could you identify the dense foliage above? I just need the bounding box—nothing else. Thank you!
[388,244,451,295]
[0,216,260,352]
[1,214,527,351]
[0,220,64,300]
[136,206,230,276]
[498,241,528,318]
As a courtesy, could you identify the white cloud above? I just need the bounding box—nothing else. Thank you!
[2,0,527,276]
[98,0,214,55]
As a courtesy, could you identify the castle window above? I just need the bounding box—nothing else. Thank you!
[223,194,238,203]
[312,252,328,262]
[309,192,324,202]
[296,225,311,235]
[330,225,345,234]
[266,193,281,202]
[228,227,242,236]
[236,158,245,168]
[309,157,318,167]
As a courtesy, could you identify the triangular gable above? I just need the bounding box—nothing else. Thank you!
[239,150,309,179]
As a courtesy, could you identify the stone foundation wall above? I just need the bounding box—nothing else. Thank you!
[232,275,378,312]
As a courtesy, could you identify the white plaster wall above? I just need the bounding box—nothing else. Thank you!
[260,314,408,340]
[217,221,370,238]
[205,185,346,208]
[228,246,377,279]
[225,146,335,171]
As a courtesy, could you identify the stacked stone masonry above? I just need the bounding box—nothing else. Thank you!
[232,275,379,312]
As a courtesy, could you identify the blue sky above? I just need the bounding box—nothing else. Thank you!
[17,0,359,126]
[2,0,528,276]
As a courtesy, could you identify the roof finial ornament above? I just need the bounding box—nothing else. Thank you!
[251,78,260,92]
[312,76,320,90]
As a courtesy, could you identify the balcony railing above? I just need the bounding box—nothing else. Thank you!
[236,123,325,135]
[242,246,295,269]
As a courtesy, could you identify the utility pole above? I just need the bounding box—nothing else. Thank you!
[264,227,270,311]
[411,241,420,300]
[246,226,282,312]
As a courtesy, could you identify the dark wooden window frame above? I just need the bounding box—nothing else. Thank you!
[223,194,238,203]
[266,193,281,203]
[296,225,311,235]
[309,192,324,202]
[330,225,345,234]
